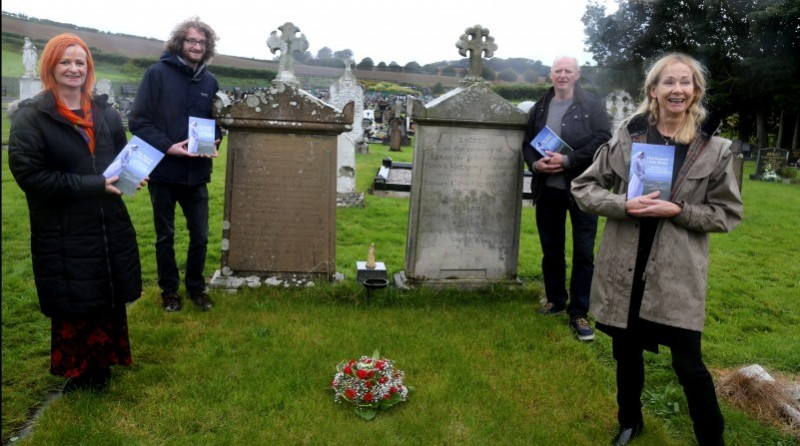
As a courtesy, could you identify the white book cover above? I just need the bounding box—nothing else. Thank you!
[627,143,676,199]
[103,136,164,196]
[530,125,573,157]
[188,116,217,155]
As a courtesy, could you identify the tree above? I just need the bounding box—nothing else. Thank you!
[497,69,518,82]
[357,57,374,70]
[431,82,446,96]
[582,0,799,148]
[404,61,422,73]
[333,49,354,61]
[316,47,332,60]
[388,62,402,72]
[481,66,496,81]
[523,69,540,83]
[441,66,457,77]
[421,63,440,75]
[376,62,387,71]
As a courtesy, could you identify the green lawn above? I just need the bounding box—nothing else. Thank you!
[2,130,799,445]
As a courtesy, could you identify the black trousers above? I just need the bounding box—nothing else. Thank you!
[148,183,209,295]
[612,335,725,446]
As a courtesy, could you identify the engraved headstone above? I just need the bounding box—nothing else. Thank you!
[329,59,365,205]
[210,23,353,288]
[751,148,789,181]
[398,26,527,289]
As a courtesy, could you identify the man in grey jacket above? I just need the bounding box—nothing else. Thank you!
[522,56,611,341]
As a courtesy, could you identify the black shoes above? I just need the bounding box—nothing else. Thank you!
[190,291,213,311]
[162,292,182,312]
[612,423,643,446]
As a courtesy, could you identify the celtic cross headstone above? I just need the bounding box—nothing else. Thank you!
[267,22,309,87]
[456,25,497,83]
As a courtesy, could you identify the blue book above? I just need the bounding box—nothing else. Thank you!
[103,136,164,196]
[188,116,217,156]
[530,125,573,157]
[627,143,675,199]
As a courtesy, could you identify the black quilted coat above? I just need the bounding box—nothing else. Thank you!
[9,91,142,317]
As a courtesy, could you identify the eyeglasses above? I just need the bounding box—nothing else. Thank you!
[184,38,207,48]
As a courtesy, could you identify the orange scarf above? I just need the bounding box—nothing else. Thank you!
[55,97,96,155]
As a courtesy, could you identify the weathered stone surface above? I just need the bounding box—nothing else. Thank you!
[210,83,352,287]
[403,81,528,288]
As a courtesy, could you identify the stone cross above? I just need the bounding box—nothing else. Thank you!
[267,22,309,87]
[456,25,497,83]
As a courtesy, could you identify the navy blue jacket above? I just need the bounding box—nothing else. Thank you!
[129,51,222,185]
[9,92,142,317]
[522,84,611,201]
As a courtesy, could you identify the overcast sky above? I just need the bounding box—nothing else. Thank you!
[3,0,617,66]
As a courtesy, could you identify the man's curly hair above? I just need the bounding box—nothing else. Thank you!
[165,16,218,64]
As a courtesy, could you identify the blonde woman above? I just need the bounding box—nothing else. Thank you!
[572,53,743,445]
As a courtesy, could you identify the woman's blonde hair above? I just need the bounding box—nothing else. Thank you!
[633,53,708,143]
[39,34,95,99]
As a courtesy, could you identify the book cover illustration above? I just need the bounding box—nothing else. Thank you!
[103,136,164,196]
[529,125,574,157]
[188,116,217,156]
[627,143,675,200]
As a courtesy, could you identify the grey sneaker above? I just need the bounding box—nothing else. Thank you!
[570,316,595,341]
[190,291,213,311]
[538,302,565,315]
[161,292,182,312]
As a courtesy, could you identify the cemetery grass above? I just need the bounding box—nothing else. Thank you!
[2,138,799,446]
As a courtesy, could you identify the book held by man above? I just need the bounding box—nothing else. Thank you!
[103,136,164,196]
[187,116,217,156]
[530,125,574,157]
[626,143,676,200]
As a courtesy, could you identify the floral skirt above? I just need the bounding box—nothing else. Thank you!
[50,307,132,378]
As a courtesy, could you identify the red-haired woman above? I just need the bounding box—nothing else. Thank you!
[9,34,143,393]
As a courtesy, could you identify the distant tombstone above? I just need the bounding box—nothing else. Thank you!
[389,118,402,152]
[605,90,635,132]
[517,101,536,114]
[95,79,115,105]
[329,59,364,205]
[751,148,789,181]
[209,22,353,289]
[22,37,38,78]
[398,25,527,289]
[728,141,745,192]
[19,37,42,100]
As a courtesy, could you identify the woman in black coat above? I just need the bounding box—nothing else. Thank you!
[9,34,143,392]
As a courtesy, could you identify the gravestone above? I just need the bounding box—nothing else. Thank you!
[95,79,115,105]
[605,90,635,132]
[209,22,353,289]
[19,37,42,100]
[751,148,789,181]
[329,59,365,206]
[398,25,528,289]
[728,140,745,192]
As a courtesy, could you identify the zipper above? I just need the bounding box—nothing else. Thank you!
[94,154,117,309]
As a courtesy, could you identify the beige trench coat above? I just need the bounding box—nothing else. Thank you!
[571,116,743,332]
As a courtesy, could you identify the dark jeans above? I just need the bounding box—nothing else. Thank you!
[535,186,597,318]
[149,183,209,295]
[612,336,725,446]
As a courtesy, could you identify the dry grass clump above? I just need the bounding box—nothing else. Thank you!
[717,367,800,439]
